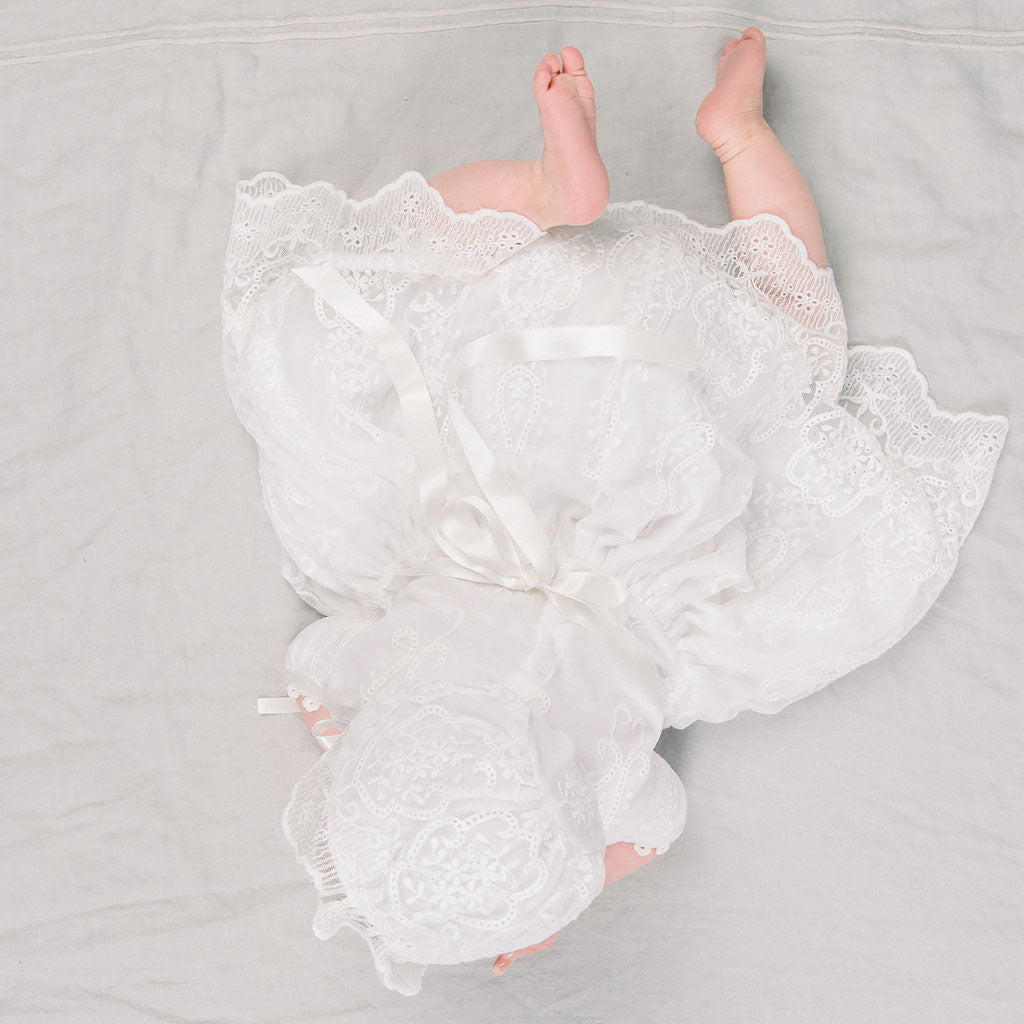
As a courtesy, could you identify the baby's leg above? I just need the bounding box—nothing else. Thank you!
[426,46,609,231]
[695,27,829,268]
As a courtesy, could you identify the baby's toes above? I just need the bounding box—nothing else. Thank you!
[533,54,560,100]
[559,45,594,98]
[723,37,740,56]
[560,45,586,74]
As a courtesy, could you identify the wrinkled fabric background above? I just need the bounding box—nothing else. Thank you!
[2,2,1021,1021]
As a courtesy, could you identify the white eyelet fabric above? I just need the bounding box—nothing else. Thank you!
[283,649,607,993]
[221,170,1008,995]
[279,574,685,995]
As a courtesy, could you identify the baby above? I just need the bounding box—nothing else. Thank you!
[288,24,826,977]
[229,15,1005,992]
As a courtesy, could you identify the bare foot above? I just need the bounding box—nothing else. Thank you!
[695,26,772,164]
[294,695,342,746]
[529,46,610,228]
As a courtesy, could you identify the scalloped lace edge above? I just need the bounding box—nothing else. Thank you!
[847,343,1009,433]
[233,170,835,280]
[235,168,548,238]
[605,196,835,277]
[227,169,841,326]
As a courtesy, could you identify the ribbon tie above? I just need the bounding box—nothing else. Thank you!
[289,261,700,635]
[259,257,702,739]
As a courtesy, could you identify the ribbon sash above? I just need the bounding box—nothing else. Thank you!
[290,262,701,633]
[257,259,703,726]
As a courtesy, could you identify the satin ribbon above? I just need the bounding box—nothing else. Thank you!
[259,258,703,742]
[257,678,354,751]
[290,262,700,628]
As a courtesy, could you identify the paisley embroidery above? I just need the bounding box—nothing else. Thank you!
[223,170,1007,994]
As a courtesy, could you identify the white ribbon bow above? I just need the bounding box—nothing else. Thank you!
[259,258,702,740]
[290,261,700,630]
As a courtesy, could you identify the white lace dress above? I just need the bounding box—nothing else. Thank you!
[221,167,1008,891]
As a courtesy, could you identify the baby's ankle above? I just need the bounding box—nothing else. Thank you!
[528,157,609,230]
[521,159,558,229]
[710,115,772,167]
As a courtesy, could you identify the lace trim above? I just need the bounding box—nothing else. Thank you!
[839,345,1008,538]
[281,750,428,997]
[221,169,846,339]
[221,169,545,330]
[632,842,666,857]
[603,198,846,339]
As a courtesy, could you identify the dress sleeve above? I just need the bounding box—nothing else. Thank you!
[283,613,377,715]
[602,750,688,857]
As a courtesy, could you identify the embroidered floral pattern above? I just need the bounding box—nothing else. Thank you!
[281,615,606,994]
[224,170,1008,992]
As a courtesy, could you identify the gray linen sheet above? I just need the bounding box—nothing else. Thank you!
[2,3,1021,1021]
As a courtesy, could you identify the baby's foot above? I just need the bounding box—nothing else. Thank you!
[529,46,610,228]
[695,26,771,163]
[294,695,342,748]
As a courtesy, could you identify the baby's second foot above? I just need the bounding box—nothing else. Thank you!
[695,26,771,163]
[294,694,342,748]
[529,46,610,228]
